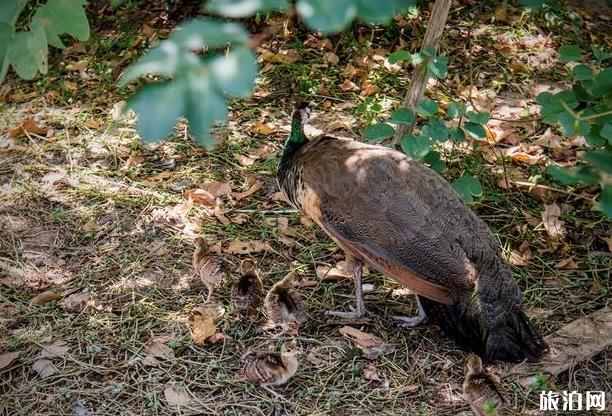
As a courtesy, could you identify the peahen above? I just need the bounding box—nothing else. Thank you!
[276,101,548,362]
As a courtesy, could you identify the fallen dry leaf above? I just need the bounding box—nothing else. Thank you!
[555,257,580,270]
[142,171,172,186]
[32,358,57,378]
[0,351,20,370]
[316,261,352,281]
[164,383,192,407]
[234,153,257,166]
[9,118,48,138]
[31,290,62,306]
[40,340,70,358]
[362,363,381,381]
[541,203,566,238]
[234,180,264,201]
[339,326,395,359]
[339,79,359,92]
[61,292,92,313]
[190,306,217,345]
[142,336,174,366]
[225,240,271,255]
[250,121,277,136]
[184,189,217,206]
[204,181,232,197]
[507,241,533,267]
[325,52,339,65]
[599,235,612,252]
[124,155,144,168]
[360,80,380,96]
[84,118,101,129]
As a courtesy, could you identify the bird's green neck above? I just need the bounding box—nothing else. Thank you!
[281,116,308,159]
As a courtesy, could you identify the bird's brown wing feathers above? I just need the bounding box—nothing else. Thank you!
[299,137,478,303]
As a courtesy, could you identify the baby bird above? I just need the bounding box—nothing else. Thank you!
[231,259,263,319]
[193,236,226,303]
[264,271,308,333]
[463,354,506,416]
[243,340,300,387]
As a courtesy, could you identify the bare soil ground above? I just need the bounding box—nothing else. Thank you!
[1,1,610,415]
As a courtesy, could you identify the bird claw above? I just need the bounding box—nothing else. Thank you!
[326,305,367,320]
[392,314,427,327]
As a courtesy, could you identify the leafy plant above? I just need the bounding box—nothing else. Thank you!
[362,47,488,203]
[0,0,90,82]
[538,45,612,216]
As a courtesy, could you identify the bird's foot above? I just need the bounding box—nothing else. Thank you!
[392,314,427,327]
[325,304,367,320]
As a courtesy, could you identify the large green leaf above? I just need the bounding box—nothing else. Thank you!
[466,111,490,124]
[0,22,12,84]
[391,108,414,125]
[423,151,445,173]
[45,0,89,42]
[591,68,612,97]
[446,101,465,119]
[584,150,612,175]
[427,55,448,79]
[427,119,448,141]
[463,122,486,139]
[126,81,187,141]
[8,25,47,79]
[416,98,438,117]
[546,165,598,186]
[573,64,593,81]
[364,122,394,142]
[296,0,357,33]
[185,75,228,147]
[119,43,184,85]
[0,0,27,25]
[452,174,483,204]
[207,0,289,17]
[172,19,249,50]
[356,0,414,23]
[388,50,411,64]
[400,134,431,160]
[210,47,257,97]
[558,45,583,62]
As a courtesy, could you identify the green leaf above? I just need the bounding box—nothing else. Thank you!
[423,151,445,173]
[0,0,27,25]
[364,122,395,142]
[210,47,257,97]
[573,64,593,81]
[599,185,612,217]
[0,22,12,84]
[126,81,187,141]
[519,0,546,9]
[427,55,448,79]
[428,119,448,141]
[466,111,490,124]
[463,122,486,139]
[450,127,466,142]
[446,101,465,119]
[452,175,483,204]
[356,0,414,23]
[584,150,612,175]
[400,134,431,160]
[119,42,183,85]
[591,45,612,61]
[390,108,414,125]
[584,125,606,147]
[546,165,598,186]
[185,75,227,147]
[172,19,249,50]
[44,0,90,42]
[558,45,583,62]
[591,68,612,97]
[600,123,612,142]
[207,0,289,17]
[8,25,47,79]
[388,50,411,64]
[416,98,438,117]
[296,0,357,33]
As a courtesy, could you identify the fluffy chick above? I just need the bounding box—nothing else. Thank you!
[264,271,308,332]
[243,340,300,386]
[193,236,226,303]
[463,354,506,416]
[231,259,263,319]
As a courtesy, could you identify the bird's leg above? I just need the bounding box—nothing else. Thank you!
[326,259,366,319]
[393,295,427,327]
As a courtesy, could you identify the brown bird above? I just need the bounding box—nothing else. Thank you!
[193,236,226,303]
[463,354,506,415]
[264,271,308,333]
[276,102,547,362]
[231,259,263,319]
[243,340,300,387]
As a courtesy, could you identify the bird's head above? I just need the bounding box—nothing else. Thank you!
[465,353,483,373]
[280,339,301,357]
[292,101,311,127]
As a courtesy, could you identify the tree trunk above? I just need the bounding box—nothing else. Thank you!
[392,0,453,146]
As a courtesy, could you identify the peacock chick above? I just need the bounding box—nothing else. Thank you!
[264,271,308,333]
[193,236,226,304]
[243,340,301,387]
[463,354,506,416]
[231,259,263,319]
